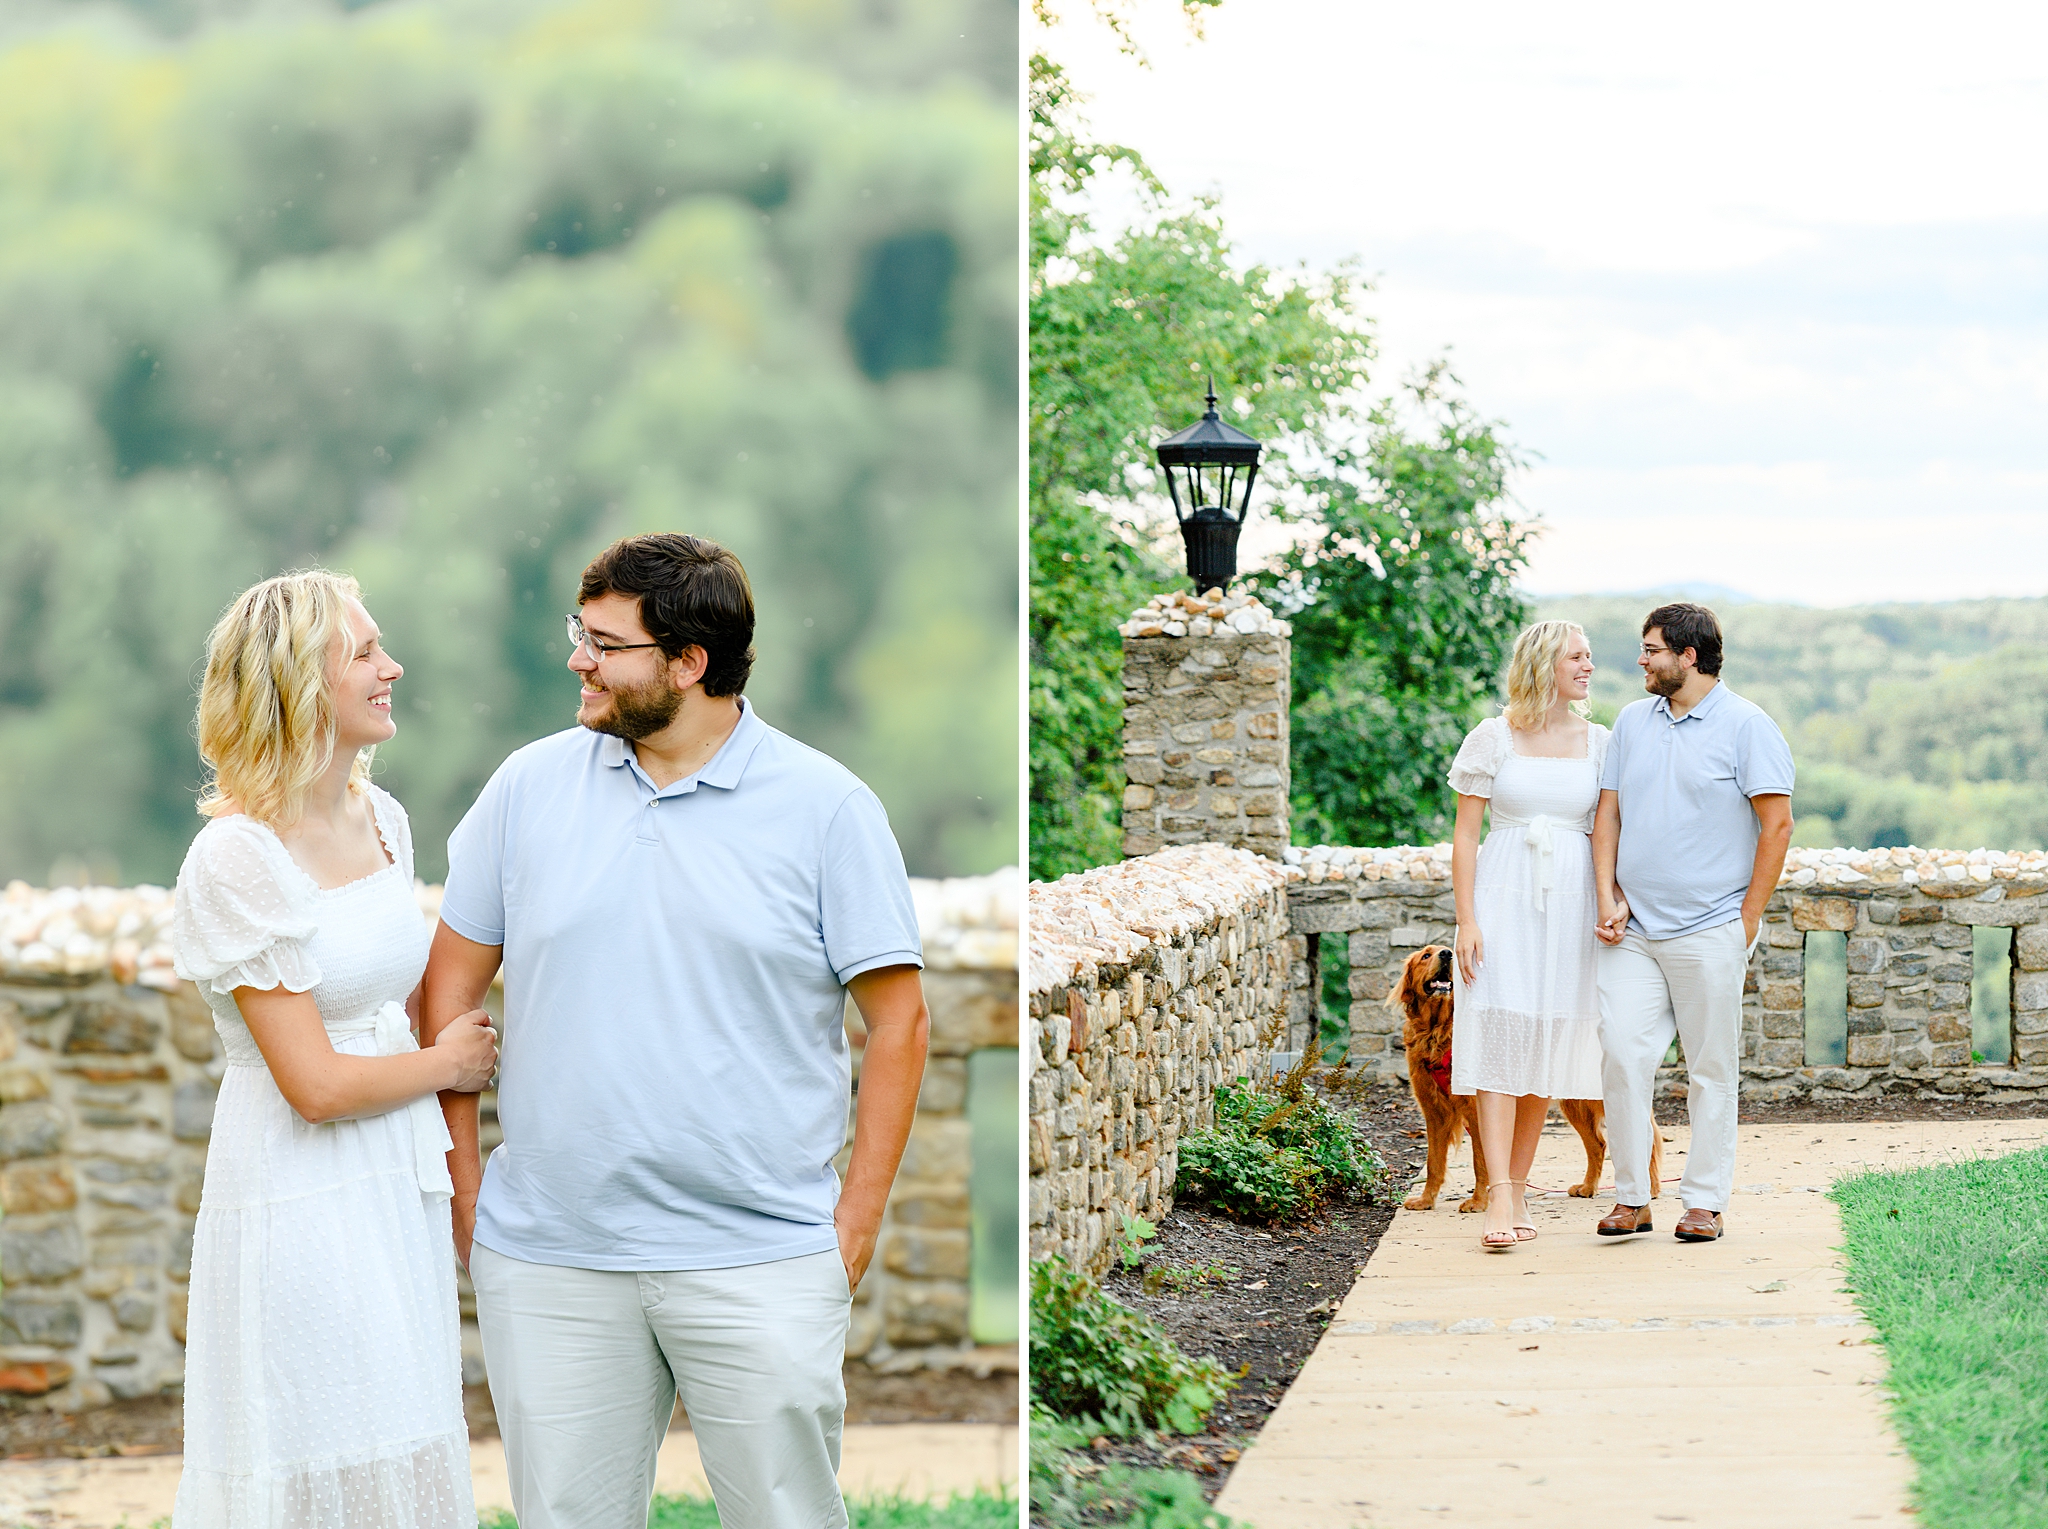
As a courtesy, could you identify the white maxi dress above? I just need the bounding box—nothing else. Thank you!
[169,784,474,1529]
[1446,716,1608,1100]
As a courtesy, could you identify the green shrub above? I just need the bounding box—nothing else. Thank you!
[1029,1257,1231,1433]
[1175,1127,1324,1222]
[1175,1068,1382,1224]
[1029,1410,1241,1529]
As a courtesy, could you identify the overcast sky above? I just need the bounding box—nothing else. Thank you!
[1040,1,2048,606]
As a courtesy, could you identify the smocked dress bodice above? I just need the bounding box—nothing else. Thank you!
[173,787,430,1064]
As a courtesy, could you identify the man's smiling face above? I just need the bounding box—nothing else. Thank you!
[1638,628,1688,698]
[568,592,683,740]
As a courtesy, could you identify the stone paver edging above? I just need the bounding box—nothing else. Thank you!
[1214,1120,2048,1529]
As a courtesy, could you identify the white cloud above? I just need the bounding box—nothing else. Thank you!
[1041,0,2048,602]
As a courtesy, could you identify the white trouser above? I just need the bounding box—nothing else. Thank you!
[471,1243,852,1529]
[1597,919,1749,1212]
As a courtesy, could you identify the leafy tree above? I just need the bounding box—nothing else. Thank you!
[1028,23,1536,872]
[1264,369,1531,848]
[1027,48,1370,879]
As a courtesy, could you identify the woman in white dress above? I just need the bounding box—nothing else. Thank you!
[170,570,499,1526]
[1446,620,1608,1252]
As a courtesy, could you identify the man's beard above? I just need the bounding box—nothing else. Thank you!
[579,674,683,740]
[1644,664,1684,698]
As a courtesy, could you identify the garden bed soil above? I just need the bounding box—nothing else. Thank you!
[1058,1078,2048,1507]
[1069,1078,1422,1501]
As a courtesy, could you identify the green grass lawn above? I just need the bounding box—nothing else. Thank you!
[476,1490,1015,1529]
[1833,1144,2048,1528]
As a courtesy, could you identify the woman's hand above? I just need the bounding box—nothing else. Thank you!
[433,1008,498,1092]
[1455,924,1485,985]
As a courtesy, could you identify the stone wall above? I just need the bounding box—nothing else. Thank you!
[846,873,1019,1367]
[1117,592,1292,863]
[1285,842,2048,1102]
[0,870,1018,1410]
[1027,845,1291,1278]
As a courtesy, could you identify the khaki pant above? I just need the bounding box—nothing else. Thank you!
[1596,919,1751,1212]
[470,1243,852,1529]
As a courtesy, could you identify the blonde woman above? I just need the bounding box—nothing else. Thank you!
[1445,621,1609,1251]
[169,571,497,1527]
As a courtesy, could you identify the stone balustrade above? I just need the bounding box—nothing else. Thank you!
[0,869,1018,1410]
[1285,843,2048,1101]
[1027,845,1292,1278]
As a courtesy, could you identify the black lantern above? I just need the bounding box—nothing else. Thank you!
[1155,380,1263,591]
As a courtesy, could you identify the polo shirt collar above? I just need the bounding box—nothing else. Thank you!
[697,696,767,790]
[596,697,769,793]
[1654,679,1729,724]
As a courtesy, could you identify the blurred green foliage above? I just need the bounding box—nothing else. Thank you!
[0,0,1018,886]
[1546,595,2048,851]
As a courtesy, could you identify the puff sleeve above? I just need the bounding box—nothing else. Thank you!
[1446,717,1506,798]
[366,784,415,883]
[1589,722,1613,784]
[171,819,322,998]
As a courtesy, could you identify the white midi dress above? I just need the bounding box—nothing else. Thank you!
[1446,716,1608,1100]
[169,785,474,1529]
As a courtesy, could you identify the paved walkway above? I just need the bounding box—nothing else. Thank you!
[1216,1118,2048,1529]
[0,1422,1019,1527]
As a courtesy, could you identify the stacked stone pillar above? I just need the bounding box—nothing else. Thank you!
[1118,593,1291,862]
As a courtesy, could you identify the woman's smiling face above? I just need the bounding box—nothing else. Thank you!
[331,596,402,750]
[1555,632,1594,702]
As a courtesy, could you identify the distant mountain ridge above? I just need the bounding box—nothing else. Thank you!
[1525,582,1763,608]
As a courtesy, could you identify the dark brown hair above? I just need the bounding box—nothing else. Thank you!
[1644,602,1723,677]
[578,534,756,697]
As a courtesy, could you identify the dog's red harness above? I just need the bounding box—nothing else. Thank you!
[1426,1047,1453,1095]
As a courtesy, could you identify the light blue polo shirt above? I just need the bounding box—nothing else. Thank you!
[440,698,923,1272]
[1601,682,1796,940]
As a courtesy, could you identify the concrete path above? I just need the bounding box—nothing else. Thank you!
[0,1422,1019,1527]
[1215,1118,2048,1529]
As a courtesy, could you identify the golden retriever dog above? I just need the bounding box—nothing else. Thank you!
[1392,945,1659,1212]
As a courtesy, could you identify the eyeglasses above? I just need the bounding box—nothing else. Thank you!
[564,613,662,661]
[1639,644,1671,658]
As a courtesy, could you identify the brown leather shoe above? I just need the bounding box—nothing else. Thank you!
[1596,1202,1653,1236]
[1674,1207,1725,1242]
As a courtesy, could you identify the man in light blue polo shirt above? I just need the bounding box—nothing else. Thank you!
[420,534,929,1529]
[1591,603,1793,1244]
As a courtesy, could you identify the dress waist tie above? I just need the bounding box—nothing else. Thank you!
[325,1000,456,1203]
[1487,812,1588,915]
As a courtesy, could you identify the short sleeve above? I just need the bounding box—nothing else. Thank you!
[1736,712,1797,798]
[367,784,415,882]
[171,820,322,997]
[1446,718,1504,798]
[1599,712,1628,792]
[819,787,924,985]
[441,761,512,947]
[1589,723,1612,783]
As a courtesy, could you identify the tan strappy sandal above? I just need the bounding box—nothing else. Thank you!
[1480,1182,1518,1251]
[1510,1178,1538,1241]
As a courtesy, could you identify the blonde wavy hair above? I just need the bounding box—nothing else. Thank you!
[195,570,372,827]
[1502,619,1591,732]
